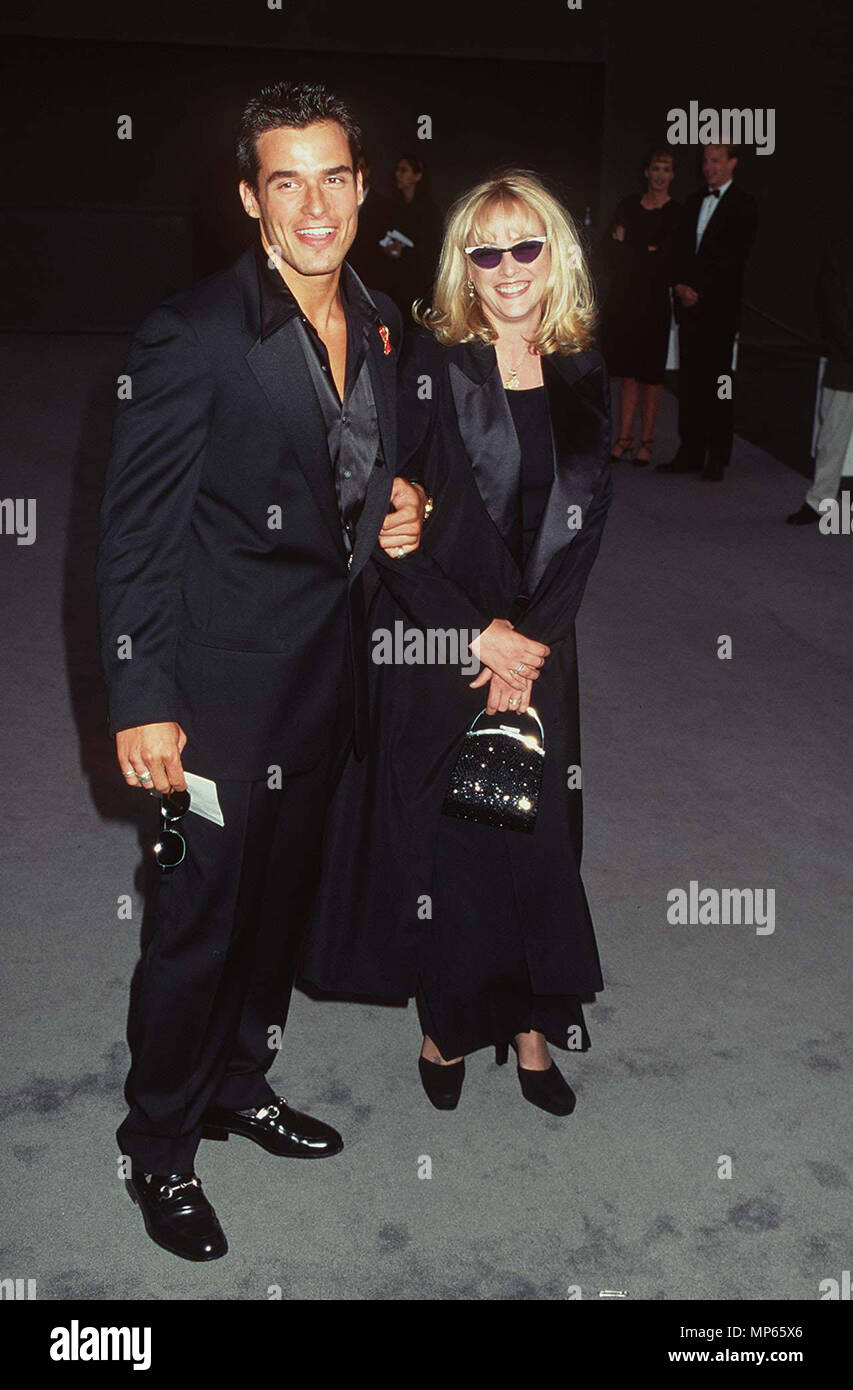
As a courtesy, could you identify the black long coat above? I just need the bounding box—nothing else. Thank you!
[301,329,613,999]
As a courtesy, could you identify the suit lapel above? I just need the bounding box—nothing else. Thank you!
[364,306,397,469]
[521,353,609,595]
[449,342,522,570]
[347,298,396,582]
[245,323,344,554]
[697,185,743,258]
[242,252,396,571]
[698,189,730,255]
[686,191,703,244]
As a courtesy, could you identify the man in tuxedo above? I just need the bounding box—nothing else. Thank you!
[96,81,425,1261]
[658,144,757,481]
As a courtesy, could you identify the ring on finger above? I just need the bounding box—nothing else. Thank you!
[514,663,526,675]
[395,546,407,558]
[138,771,153,784]
[124,767,137,779]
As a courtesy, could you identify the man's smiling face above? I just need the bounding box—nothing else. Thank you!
[240,120,362,280]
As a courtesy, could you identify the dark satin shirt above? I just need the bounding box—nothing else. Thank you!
[254,241,383,555]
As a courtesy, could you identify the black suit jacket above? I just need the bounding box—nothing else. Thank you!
[672,183,758,333]
[96,244,402,780]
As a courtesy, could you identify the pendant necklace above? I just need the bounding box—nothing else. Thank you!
[502,341,532,390]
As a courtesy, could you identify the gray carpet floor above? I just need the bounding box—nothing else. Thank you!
[1,334,850,1300]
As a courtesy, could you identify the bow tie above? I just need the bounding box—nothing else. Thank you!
[704,188,721,199]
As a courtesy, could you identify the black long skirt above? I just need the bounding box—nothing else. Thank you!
[414,812,593,1061]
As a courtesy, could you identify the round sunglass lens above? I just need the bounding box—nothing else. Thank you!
[164,788,191,817]
[154,829,185,868]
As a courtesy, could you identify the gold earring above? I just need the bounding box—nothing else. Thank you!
[466,279,476,300]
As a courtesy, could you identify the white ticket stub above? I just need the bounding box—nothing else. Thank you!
[184,772,225,827]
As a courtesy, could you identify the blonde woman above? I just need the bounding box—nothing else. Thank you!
[303,172,612,1117]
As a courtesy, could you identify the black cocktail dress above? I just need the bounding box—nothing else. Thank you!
[600,194,681,385]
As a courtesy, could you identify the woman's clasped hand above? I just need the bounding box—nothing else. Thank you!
[469,617,550,713]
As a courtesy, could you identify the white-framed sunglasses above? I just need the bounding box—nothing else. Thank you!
[463,236,548,270]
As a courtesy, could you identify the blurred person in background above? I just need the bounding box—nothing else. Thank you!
[347,150,398,298]
[659,144,757,482]
[787,238,853,524]
[384,152,444,314]
[600,149,681,466]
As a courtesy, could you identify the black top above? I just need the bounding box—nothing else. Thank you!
[506,385,554,567]
[608,194,681,288]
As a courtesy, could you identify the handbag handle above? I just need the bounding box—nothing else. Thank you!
[467,704,545,752]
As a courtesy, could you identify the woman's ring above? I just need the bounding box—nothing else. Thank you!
[124,767,137,778]
[395,546,407,558]
[138,771,153,784]
[514,663,526,675]
[508,696,520,707]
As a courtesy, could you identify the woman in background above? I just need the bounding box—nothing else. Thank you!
[601,149,680,465]
[385,153,444,310]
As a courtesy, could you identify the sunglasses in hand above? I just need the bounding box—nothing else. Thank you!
[153,787,191,871]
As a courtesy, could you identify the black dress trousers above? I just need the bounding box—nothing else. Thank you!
[117,738,347,1174]
[677,312,736,470]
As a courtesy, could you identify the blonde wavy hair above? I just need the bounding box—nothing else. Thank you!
[416,170,596,354]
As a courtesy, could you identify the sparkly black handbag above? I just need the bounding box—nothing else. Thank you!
[442,706,545,834]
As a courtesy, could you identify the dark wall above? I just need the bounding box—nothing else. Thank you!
[2,0,851,340]
[600,0,853,344]
[0,36,602,330]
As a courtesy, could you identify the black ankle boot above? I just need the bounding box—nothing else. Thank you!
[501,1041,577,1116]
[418,1055,465,1109]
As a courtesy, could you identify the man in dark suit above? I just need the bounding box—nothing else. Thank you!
[96,82,425,1261]
[658,144,757,481]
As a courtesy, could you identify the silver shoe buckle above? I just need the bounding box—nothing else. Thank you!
[255,1098,285,1124]
[161,1176,200,1200]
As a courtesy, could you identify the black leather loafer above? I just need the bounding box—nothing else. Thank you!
[126,1170,227,1262]
[201,1098,343,1158]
